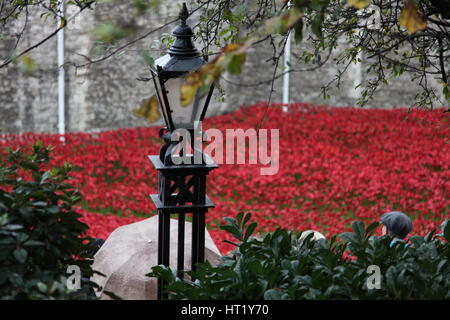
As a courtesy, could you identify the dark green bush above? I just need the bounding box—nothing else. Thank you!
[149,212,450,300]
[0,143,98,299]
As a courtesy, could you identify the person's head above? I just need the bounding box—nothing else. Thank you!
[380,211,413,239]
[298,230,326,244]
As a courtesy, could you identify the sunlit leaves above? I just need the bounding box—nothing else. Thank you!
[181,77,200,106]
[132,95,161,123]
[18,54,37,74]
[399,0,427,34]
[180,43,247,106]
[347,0,370,10]
[227,53,246,74]
[262,8,302,35]
[180,7,302,106]
[59,17,67,28]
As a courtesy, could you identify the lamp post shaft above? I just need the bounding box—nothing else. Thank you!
[149,155,217,300]
[146,3,218,299]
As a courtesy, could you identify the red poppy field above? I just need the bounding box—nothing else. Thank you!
[1,103,449,254]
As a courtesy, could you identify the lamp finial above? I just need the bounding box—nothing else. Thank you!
[180,3,189,25]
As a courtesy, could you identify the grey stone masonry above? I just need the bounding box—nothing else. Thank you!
[0,1,446,134]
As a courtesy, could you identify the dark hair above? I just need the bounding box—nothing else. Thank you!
[380,211,413,239]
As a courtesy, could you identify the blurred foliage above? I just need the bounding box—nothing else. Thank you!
[132,95,161,123]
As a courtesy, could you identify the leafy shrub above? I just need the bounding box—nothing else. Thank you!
[149,212,450,300]
[0,143,99,299]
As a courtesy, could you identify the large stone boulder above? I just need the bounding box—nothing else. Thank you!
[90,215,222,300]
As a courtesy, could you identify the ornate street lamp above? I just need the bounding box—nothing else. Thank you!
[150,3,215,166]
[147,3,217,300]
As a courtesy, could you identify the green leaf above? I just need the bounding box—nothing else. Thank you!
[0,237,15,245]
[18,161,39,171]
[340,232,358,244]
[247,260,263,274]
[365,222,379,237]
[140,50,155,68]
[262,7,302,35]
[409,235,425,247]
[4,224,23,231]
[8,273,23,287]
[32,201,48,207]
[47,206,60,214]
[231,4,245,21]
[0,272,7,286]
[13,248,28,263]
[222,239,240,247]
[227,53,246,74]
[223,216,238,227]
[23,240,45,247]
[443,219,450,242]
[264,288,283,300]
[424,230,435,242]
[15,232,29,243]
[242,212,252,227]
[40,171,50,184]
[294,18,304,44]
[352,221,365,240]
[236,212,244,224]
[103,290,123,300]
[443,84,450,101]
[36,282,48,293]
[311,13,323,39]
[0,213,8,225]
[244,222,257,242]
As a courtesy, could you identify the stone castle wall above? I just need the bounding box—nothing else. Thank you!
[0,1,445,134]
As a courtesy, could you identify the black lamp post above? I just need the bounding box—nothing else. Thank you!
[150,3,215,166]
[148,3,217,300]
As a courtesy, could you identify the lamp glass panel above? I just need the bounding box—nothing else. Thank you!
[152,72,170,128]
[165,77,207,129]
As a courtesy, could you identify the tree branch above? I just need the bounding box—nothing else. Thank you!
[0,3,92,69]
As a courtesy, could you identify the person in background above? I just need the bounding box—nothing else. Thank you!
[380,211,413,247]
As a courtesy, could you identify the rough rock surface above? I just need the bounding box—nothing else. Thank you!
[91,216,222,300]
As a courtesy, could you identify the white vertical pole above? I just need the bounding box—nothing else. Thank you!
[349,45,362,100]
[282,2,292,112]
[354,50,362,99]
[57,1,65,138]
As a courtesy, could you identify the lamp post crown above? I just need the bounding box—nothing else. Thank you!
[149,2,214,137]
[168,3,198,57]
